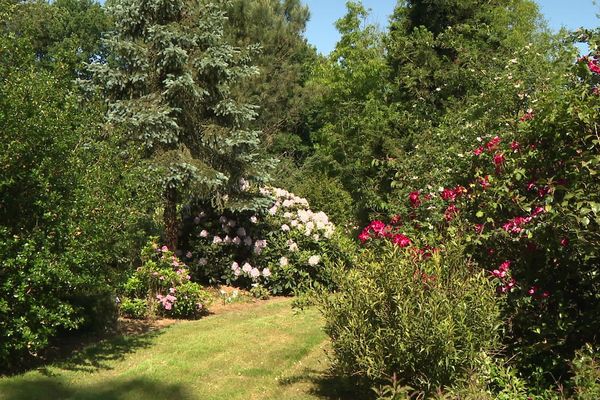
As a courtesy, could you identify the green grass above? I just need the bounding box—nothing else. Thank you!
[0,299,359,400]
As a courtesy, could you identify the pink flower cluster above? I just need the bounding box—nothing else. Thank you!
[157,293,177,310]
[501,206,545,235]
[358,220,412,248]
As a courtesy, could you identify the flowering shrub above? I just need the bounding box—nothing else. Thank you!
[370,36,600,386]
[120,240,211,319]
[179,187,351,294]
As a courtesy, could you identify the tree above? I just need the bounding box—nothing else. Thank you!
[88,0,273,249]
[225,0,317,153]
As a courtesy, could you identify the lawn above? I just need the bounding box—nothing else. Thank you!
[0,299,357,400]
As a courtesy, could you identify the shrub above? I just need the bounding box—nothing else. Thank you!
[179,186,353,294]
[120,240,211,320]
[318,239,502,393]
[119,298,147,320]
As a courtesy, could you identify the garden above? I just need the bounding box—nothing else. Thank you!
[1,0,599,399]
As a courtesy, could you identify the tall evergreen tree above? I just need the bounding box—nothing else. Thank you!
[88,0,272,249]
[225,0,316,150]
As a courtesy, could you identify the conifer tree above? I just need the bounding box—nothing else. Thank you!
[88,0,272,249]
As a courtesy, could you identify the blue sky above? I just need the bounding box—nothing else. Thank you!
[303,0,600,54]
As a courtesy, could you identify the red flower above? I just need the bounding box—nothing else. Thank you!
[560,237,569,247]
[588,59,600,74]
[486,136,501,151]
[474,224,484,234]
[541,291,550,299]
[510,141,521,152]
[519,112,534,122]
[493,153,505,168]
[358,230,370,244]
[441,188,456,202]
[499,261,511,272]
[409,191,421,207]
[527,286,538,296]
[444,204,458,221]
[531,206,545,217]
[453,185,467,198]
[392,234,412,248]
[473,146,484,156]
[368,220,387,236]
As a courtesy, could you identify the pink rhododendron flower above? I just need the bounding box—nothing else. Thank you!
[392,234,411,248]
[358,230,370,244]
[409,191,421,207]
[160,245,169,252]
[527,286,537,296]
[368,220,387,236]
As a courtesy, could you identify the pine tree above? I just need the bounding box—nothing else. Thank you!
[87,0,272,249]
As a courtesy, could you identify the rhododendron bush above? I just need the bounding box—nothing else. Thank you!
[120,240,211,320]
[358,37,600,385]
[178,187,350,294]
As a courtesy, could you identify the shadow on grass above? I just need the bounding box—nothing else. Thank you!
[0,376,194,400]
[279,368,373,400]
[41,328,166,375]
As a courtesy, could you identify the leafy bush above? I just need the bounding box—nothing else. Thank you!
[318,238,502,393]
[179,187,353,294]
[120,240,211,320]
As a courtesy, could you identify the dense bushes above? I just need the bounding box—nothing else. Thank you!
[179,187,352,295]
[319,239,501,393]
[120,240,211,320]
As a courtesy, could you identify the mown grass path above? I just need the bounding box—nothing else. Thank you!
[0,299,356,400]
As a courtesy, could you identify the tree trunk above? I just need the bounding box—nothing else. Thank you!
[163,187,179,251]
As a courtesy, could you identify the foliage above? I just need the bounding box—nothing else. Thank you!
[318,238,502,393]
[120,240,211,320]
[179,187,352,295]
[88,0,274,248]
[225,0,317,145]
[0,16,155,370]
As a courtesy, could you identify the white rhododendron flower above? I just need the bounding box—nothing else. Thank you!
[232,236,241,245]
[213,236,223,244]
[280,257,288,267]
[281,224,290,232]
[199,230,209,238]
[308,255,321,266]
[198,258,208,266]
[231,262,239,271]
[242,263,252,273]
[250,267,261,279]
[250,216,258,224]
[262,268,271,278]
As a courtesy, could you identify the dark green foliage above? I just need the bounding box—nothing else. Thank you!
[0,2,156,370]
[225,0,317,143]
[89,0,274,248]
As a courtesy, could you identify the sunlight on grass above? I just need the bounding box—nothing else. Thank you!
[0,300,357,400]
